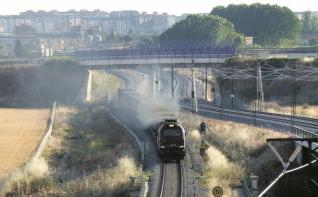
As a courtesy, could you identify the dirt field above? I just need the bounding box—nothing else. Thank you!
[0,108,49,179]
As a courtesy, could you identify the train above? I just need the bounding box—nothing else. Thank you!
[152,118,186,161]
[118,88,186,161]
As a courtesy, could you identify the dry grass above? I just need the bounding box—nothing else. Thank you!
[205,119,288,162]
[9,155,138,197]
[0,108,49,179]
[5,105,140,196]
[249,101,318,118]
[179,112,291,195]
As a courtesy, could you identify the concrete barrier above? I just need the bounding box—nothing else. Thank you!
[0,102,57,194]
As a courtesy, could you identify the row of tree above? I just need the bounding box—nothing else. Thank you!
[159,15,243,47]
[302,11,318,34]
[160,3,302,47]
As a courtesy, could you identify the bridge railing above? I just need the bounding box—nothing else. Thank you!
[74,46,236,61]
[292,126,318,138]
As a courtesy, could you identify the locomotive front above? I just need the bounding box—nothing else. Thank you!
[157,119,186,161]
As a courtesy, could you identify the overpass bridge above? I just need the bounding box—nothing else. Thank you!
[75,46,236,67]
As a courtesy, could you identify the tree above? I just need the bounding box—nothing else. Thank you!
[14,24,37,35]
[159,15,244,47]
[0,44,5,57]
[14,39,23,57]
[211,4,301,47]
[309,39,318,46]
[310,16,318,33]
[302,11,312,33]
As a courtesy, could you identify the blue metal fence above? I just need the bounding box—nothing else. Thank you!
[75,45,236,60]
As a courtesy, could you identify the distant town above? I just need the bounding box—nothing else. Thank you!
[0,9,317,57]
[0,10,193,57]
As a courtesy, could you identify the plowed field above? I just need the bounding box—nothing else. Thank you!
[0,109,49,178]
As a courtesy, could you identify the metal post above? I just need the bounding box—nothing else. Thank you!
[205,65,208,100]
[253,65,257,126]
[257,63,264,111]
[156,67,160,97]
[171,65,174,98]
[149,66,156,98]
[80,11,84,48]
[231,66,234,109]
[220,78,224,119]
[290,63,297,133]
[191,60,198,113]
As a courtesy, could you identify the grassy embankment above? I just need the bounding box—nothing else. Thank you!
[90,70,122,103]
[248,101,318,118]
[179,113,291,196]
[5,71,141,196]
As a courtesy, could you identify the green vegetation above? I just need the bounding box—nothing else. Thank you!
[159,15,244,46]
[90,71,122,103]
[211,4,301,47]
[14,39,22,57]
[0,43,6,57]
[302,11,318,34]
[14,24,38,35]
[0,59,86,107]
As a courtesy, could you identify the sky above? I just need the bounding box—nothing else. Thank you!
[1,0,318,16]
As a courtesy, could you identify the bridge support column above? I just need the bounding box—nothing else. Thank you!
[191,61,198,112]
[211,65,221,105]
[86,70,92,102]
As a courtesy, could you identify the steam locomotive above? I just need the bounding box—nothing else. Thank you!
[153,118,186,161]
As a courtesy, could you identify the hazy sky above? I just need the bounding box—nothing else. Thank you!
[1,0,318,15]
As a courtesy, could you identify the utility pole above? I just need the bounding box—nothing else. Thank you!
[290,63,297,133]
[156,67,160,97]
[191,60,198,113]
[230,65,235,109]
[256,63,264,111]
[148,66,156,98]
[205,65,208,100]
[171,65,174,98]
[80,11,85,48]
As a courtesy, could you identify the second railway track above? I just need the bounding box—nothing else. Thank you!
[159,160,185,197]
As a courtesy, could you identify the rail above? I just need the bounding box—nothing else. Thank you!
[242,178,253,197]
[180,99,318,138]
[159,161,185,197]
[292,126,318,138]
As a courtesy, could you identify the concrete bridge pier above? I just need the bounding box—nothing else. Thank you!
[211,65,221,105]
[86,70,92,102]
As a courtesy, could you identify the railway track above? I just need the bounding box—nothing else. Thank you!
[159,160,185,197]
[180,98,318,137]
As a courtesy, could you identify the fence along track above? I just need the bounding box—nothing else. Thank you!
[159,160,185,197]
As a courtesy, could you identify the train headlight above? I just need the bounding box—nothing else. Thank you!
[160,146,165,149]
[169,124,174,127]
[179,145,184,148]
